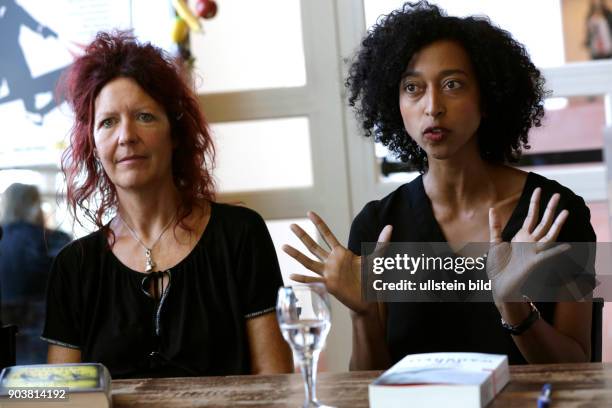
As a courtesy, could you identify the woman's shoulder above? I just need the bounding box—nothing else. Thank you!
[525,171,595,241]
[208,202,268,235]
[47,228,109,284]
[526,171,588,207]
[54,228,105,262]
[354,175,423,224]
[350,176,424,248]
[211,201,265,222]
[202,202,276,257]
[493,166,587,208]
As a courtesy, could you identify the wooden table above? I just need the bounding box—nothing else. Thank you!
[112,363,612,407]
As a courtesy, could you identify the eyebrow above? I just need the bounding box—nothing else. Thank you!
[401,69,469,79]
[94,111,116,121]
[94,106,157,121]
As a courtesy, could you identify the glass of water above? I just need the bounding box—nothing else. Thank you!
[277,283,334,408]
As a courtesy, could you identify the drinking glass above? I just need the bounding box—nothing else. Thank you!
[277,283,334,408]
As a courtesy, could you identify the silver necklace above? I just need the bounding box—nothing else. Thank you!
[120,214,176,273]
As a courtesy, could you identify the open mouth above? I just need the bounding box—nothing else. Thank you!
[423,127,449,141]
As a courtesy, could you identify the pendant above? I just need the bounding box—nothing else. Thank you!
[145,248,156,272]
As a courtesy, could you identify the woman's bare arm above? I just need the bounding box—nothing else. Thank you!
[499,301,591,363]
[47,345,81,364]
[349,302,392,370]
[246,312,294,374]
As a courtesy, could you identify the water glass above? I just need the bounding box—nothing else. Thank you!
[277,283,334,408]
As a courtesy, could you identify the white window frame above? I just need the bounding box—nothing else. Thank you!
[202,0,354,372]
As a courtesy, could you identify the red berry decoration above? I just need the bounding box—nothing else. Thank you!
[195,0,218,19]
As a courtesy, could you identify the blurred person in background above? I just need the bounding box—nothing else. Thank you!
[585,0,612,59]
[0,183,71,364]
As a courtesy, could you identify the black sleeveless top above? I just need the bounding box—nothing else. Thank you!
[42,203,283,378]
[348,172,596,364]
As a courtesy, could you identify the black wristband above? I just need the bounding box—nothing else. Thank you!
[500,301,540,335]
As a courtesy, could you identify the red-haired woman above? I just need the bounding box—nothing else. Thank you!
[41,31,293,378]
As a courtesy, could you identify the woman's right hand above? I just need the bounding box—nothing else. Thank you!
[282,211,392,314]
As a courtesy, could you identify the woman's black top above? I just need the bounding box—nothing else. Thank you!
[348,172,596,365]
[42,203,284,378]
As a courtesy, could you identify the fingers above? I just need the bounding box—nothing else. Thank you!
[308,211,341,249]
[377,225,393,243]
[289,223,328,261]
[540,209,569,243]
[374,225,393,257]
[289,273,326,284]
[489,207,503,243]
[535,241,555,253]
[531,193,560,240]
[282,244,324,275]
[535,242,571,264]
[522,187,541,233]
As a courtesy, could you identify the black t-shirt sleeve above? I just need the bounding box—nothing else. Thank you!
[558,194,597,298]
[529,186,597,305]
[41,243,82,349]
[348,201,381,256]
[560,194,596,243]
[235,209,284,319]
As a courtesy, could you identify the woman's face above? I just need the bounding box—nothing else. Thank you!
[93,77,174,192]
[399,40,482,163]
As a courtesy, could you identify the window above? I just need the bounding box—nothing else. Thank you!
[190,0,306,93]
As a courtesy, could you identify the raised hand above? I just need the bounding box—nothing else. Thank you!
[282,211,392,314]
[487,187,570,303]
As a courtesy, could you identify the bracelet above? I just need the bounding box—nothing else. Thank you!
[500,300,540,335]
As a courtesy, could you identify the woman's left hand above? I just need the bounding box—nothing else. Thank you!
[487,187,570,303]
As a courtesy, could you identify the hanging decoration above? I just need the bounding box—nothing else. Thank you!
[195,0,218,19]
[170,0,218,70]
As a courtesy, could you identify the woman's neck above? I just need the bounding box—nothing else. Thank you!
[115,180,181,242]
[424,150,498,209]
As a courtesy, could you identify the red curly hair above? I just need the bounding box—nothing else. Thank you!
[60,31,215,231]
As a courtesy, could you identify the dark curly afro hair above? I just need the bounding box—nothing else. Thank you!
[346,1,547,173]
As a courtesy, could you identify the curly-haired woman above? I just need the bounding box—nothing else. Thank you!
[284,1,595,368]
[42,31,292,378]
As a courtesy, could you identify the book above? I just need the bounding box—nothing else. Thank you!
[0,363,111,408]
[369,352,509,408]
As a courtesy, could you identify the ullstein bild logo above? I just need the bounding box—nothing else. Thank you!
[371,279,492,292]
